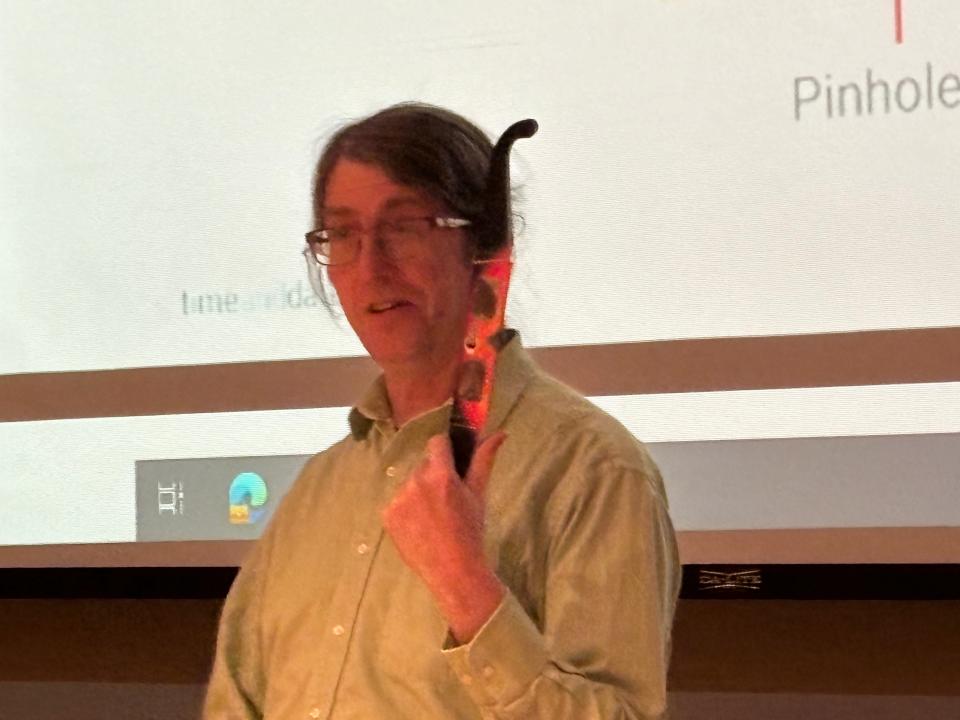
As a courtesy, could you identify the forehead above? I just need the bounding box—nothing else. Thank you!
[323,159,439,216]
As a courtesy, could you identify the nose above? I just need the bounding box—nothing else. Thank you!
[353,230,396,278]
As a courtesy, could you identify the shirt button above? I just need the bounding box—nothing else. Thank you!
[332,624,345,636]
[385,465,397,478]
[357,542,369,555]
[309,708,320,719]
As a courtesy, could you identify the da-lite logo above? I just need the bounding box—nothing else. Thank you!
[229,472,269,524]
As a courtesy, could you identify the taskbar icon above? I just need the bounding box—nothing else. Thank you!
[229,471,269,524]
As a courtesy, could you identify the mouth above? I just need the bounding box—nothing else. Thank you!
[368,300,412,314]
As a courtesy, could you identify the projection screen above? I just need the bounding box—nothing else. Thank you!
[1,0,958,568]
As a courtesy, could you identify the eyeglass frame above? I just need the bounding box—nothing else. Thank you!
[302,215,473,267]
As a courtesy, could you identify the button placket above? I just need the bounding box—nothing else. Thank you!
[307,494,385,718]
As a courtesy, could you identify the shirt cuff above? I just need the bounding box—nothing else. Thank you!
[441,589,549,707]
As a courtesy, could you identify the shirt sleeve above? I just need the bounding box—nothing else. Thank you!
[201,530,272,719]
[442,456,681,719]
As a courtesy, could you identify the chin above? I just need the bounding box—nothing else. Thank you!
[354,316,462,372]
[362,339,423,368]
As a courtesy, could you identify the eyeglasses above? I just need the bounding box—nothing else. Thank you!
[303,215,472,267]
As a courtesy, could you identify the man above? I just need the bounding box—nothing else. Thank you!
[203,103,680,719]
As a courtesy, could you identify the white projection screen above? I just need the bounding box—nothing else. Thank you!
[1,0,958,569]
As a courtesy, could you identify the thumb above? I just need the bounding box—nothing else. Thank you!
[464,431,508,498]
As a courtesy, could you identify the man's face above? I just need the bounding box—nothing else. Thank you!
[323,158,475,371]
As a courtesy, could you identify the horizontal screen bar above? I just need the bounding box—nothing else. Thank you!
[3,326,958,422]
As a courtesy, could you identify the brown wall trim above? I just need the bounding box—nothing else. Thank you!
[2,326,958,422]
[3,527,958,568]
[678,527,960,565]
[0,541,252,569]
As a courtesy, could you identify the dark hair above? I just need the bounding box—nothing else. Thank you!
[312,102,494,256]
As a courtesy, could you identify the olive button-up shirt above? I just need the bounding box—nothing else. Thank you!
[203,337,680,719]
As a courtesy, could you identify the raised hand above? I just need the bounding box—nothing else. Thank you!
[382,431,508,643]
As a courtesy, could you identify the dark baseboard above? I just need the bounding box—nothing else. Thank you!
[2,564,960,600]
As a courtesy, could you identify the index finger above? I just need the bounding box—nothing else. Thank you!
[424,433,456,470]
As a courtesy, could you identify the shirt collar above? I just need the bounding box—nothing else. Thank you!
[348,330,536,441]
[348,374,391,440]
